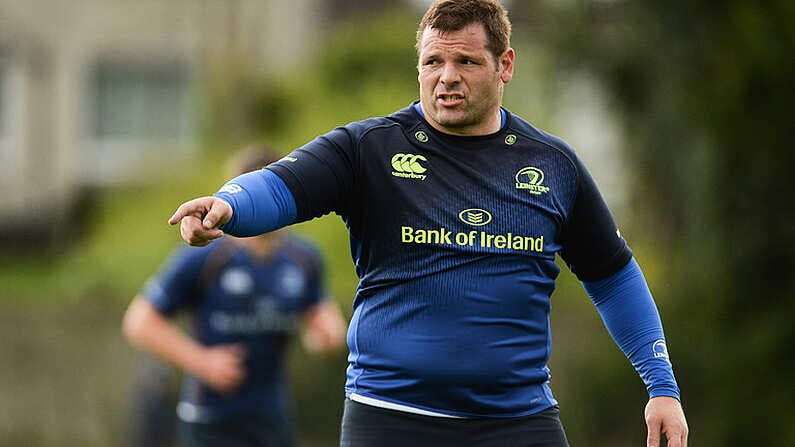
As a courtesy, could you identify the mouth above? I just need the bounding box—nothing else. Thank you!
[436,94,464,107]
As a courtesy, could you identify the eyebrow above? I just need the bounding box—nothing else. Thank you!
[421,47,484,60]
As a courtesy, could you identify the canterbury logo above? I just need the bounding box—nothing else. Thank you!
[458,208,492,226]
[391,153,428,180]
[515,166,550,194]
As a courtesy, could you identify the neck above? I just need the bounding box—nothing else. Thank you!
[238,232,283,259]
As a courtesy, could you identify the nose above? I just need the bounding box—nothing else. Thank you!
[439,63,461,85]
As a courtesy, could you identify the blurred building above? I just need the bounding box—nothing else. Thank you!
[0,0,329,244]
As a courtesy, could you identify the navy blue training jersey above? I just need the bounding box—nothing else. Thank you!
[143,235,324,421]
[266,102,632,418]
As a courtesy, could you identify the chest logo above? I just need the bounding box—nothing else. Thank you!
[515,166,550,194]
[458,208,492,226]
[414,131,429,142]
[277,265,305,299]
[391,153,428,180]
[219,267,254,295]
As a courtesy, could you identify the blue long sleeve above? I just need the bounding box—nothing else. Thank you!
[213,169,297,237]
[582,257,680,400]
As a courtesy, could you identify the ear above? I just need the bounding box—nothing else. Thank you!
[499,48,515,84]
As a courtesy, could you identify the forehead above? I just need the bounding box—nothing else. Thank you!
[418,23,489,56]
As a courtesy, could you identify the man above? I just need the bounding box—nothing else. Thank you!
[168,1,688,446]
[123,144,347,447]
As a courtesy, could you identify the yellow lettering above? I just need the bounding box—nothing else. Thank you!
[404,226,543,252]
[534,235,544,252]
[440,228,452,244]
[415,229,427,243]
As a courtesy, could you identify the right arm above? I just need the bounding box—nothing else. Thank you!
[169,169,297,246]
[121,295,246,394]
[170,128,356,247]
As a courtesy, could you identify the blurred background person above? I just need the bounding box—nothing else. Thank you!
[122,143,347,447]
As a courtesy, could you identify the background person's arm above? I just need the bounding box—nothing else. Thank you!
[300,299,347,353]
[121,295,246,394]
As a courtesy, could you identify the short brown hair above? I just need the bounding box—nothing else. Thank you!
[416,0,511,59]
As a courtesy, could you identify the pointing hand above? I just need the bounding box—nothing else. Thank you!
[168,197,233,246]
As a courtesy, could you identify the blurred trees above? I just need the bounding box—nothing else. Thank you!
[522,0,795,444]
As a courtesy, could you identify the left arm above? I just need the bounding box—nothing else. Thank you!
[583,258,688,447]
[582,257,678,399]
[557,149,687,446]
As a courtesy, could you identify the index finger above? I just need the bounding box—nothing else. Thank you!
[168,198,208,225]
[168,203,191,225]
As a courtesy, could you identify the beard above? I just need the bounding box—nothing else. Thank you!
[427,99,497,135]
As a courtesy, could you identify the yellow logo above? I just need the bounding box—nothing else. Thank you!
[515,166,550,194]
[391,153,428,180]
[458,208,492,226]
[401,226,544,253]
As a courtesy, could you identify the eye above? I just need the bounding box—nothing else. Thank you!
[423,58,439,66]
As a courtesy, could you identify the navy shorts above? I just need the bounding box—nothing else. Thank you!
[178,415,295,447]
[339,399,569,447]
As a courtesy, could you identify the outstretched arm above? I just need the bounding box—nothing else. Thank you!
[168,169,297,247]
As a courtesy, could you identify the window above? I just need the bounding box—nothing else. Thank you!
[92,61,193,142]
[85,60,195,183]
[94,63,190,142]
